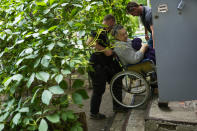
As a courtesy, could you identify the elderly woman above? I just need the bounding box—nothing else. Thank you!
[112,25,148,65]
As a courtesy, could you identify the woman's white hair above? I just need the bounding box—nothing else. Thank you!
[111,24,124,37]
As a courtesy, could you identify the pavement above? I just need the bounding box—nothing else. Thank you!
[145,97,197,131]
[110,95,197,131]
[69,75,197,131]
[110,96,148,131]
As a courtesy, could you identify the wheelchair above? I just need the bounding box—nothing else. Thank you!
[110,58,157,108]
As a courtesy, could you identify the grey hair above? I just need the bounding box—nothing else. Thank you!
[111,24,124,37]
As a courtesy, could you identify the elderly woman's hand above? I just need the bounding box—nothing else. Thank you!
[140,43,148,53]
[142,43,149,48]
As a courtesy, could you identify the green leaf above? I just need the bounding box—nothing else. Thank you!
[0,32,6,40]
[69,61,75,68]
[59,80,68,89]
[36,72,50,82]
[77,40,82,45]
[47,43,55,51]
[61,69,71,75]
[43,9,50,15]
[55,74,63,84]
[76,89,89,99]
[72,79,84,88]
[4,74,23,86]
[12,74,23,81]
[63,30,69,35]
[0,51,4,57]
[72,4,83,8]
[86,5,91,11]
[61,3,68,6]
[46,113,60,123]
[51,3,58,8]
[61,112,67,121]
[27,125,37,130]
[13,15,22,25]
[41,18,47,23]
[23,117,31,125]
[61,110,75,121]
[27,73,35,88]
[42,90,52,105]
[31,88,40,103]
[41,55,51,68]
[32,33,39,38]
[48,26,57,31]
[71,125,83,131]
[72,93,83,104]
[34,58,41,68]
[49,85,64,94]
[57,42,64,47]
[41,30,48,34]
[16,58,24,66]
[39,119,48,131]
[78,30,85,37]
[13,113,21,125]
[0,112,9,122]
[3,77,12,87]
[68,21,74,27]
[25,54,38,59]
[67,111,75,120]
[0,124,4,131]
[36,2,47,6]
[19,107,29,112]
[34,111,42,116]
[5,29,12,34]
[16,39,24,44]
[50,0,55,5]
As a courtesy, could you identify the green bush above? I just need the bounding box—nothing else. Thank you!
[0,0,145,130]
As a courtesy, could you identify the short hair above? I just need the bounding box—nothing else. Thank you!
[111,24,124,37]
[126,2,139,13]
[103,14,115,22]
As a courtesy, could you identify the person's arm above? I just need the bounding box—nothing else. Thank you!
[145,28,150,41]
[95,43,113,56]
[150,25,155,49]
[139,43,148,53]
[86,36,113,56]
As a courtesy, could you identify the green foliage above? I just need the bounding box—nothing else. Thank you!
[0,0,144,130]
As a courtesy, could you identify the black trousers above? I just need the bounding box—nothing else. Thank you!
[89,62,122,114]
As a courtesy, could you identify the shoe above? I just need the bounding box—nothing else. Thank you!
[90,113,106,120]
[158,102,169,108]
[113,106,129,113]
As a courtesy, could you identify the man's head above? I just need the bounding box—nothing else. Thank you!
[126,2,142,16]
[112,25,128,42]
[102,14,116,31]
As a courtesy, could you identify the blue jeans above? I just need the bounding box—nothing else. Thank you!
[148,34,153,48]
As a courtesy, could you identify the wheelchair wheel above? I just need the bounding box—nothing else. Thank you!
[110,70,150,108]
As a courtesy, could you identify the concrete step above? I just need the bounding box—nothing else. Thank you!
[109,96,197,131]
[110,102,148,131]
[145,97,197,131]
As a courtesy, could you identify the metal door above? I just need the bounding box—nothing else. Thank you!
[151,0,197,101]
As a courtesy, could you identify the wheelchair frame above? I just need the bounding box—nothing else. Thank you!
[110,58,157,108]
